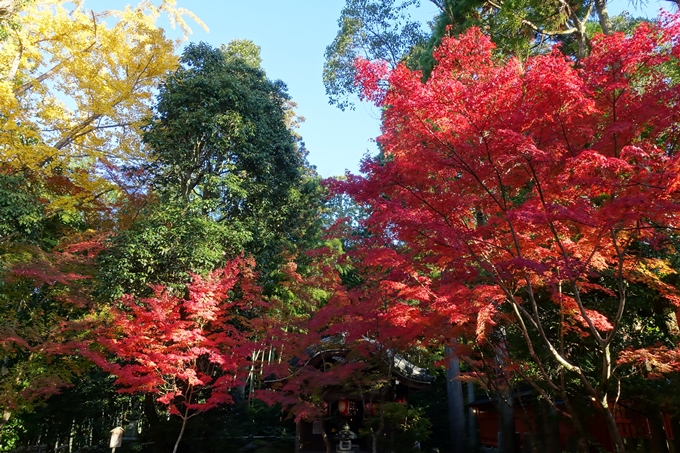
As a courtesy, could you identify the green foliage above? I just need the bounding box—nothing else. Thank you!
[220,38,263,68]
[96,203,240,300]
[328,0,661,90]
[99,41,325,297]
[419,0,586,78]
[0,171,43,246]
[5,370,135,452]
[323,0,426,110]
[362,403,432,452]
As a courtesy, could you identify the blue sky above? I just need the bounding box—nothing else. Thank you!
[101,0,670,177]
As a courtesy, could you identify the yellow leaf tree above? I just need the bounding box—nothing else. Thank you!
[0,0,205,216]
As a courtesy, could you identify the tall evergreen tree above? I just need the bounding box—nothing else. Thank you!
[98,41,324,299]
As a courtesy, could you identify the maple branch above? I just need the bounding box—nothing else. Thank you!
[172,385,192,453]
[479,125,510,212]
[523,156,611,346]
[514,283,581,373]
[464,150,590,376]
[461,230,581,376]
[413,110,505,211]
[513,363,570,417]
[465,346,505,401]
[508,301,560,391]
[393,181,454,229]
[567,286,608,345]
[604,228,627,346]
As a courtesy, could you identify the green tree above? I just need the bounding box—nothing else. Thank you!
[98,41,324,299]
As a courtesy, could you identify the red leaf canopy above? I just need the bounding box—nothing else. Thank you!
[344,18,680,347]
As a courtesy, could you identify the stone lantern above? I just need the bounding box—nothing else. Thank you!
[334,423,357,452]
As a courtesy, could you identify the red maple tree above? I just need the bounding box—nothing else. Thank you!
[93,257,263,453]
[341,14,680,453]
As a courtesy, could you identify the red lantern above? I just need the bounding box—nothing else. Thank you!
[338,399,350,416]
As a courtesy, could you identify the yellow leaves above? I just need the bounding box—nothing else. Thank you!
[626,257,680,307]
[0,0,202,214]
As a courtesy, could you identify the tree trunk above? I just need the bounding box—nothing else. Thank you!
[322,424,333,453]
[531,399,561,453]
[594,0,612,35]
[601,402,626,453]
[670,414,680,453]
[143,393,168,453]
[494,338,517,453]
[372,354,394,453]
[446,345,467,453]
[497,386,516,453]
[562,395,592,453]
[172,412,189,453]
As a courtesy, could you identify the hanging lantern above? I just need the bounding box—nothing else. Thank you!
[338,399,350,416]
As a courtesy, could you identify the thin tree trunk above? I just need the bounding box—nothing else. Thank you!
[69,418,75,453]
[172,385,195,453]
[538,400,561,453]
[559,380,590,453]
[495,338,516,453]
[172,412,189,453]
[498,386,516,453]
[670,415,680,453]
[372,353,394,453]
[446,344,467,453]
